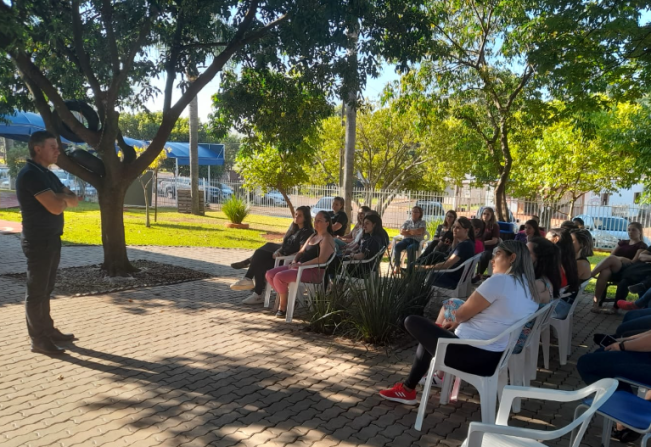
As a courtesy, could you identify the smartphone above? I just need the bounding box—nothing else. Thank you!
[600,335,618,348]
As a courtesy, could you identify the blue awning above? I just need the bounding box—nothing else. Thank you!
[1,112,225,166]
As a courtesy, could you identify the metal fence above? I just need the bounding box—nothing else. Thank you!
[4,169,651,249]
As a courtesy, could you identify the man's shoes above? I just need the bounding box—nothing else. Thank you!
[230,277,255,291]
[617,300,640,311]
[31,338,65,355]
[628,282,648,295]
[48,328,75,342]
[231,259,251,270]
[242,292,264,305]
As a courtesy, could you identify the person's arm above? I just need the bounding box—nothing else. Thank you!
[410,222,426,237]
[432,253,460,270]
[484,224,499,247]
[35,190,77,215]
[606,330,651,352]
[638,250,651,263]
[632,248,646,263]
[332,213,347,233]
[441,291,491,330]
[400,221,410,236]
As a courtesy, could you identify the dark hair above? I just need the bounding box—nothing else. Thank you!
[363,213,383,237]
[571,229,593,258]
[289,206,313,235]
[28,130,56,158]
[470,218,485,238]
[524,219,542,238]
[572,217,585,227]
[316,210,334,235]
[560,220,578,231]
[455,216,475,242]
[548,228,579,292]
[482,207,497,230]
[496,240,540,303]
[333,196,344,207]
[444,210,458,228]
[357,205,372,224]
[412,206,423,221]
[528,237,562,298]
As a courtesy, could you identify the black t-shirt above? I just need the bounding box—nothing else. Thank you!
[280,227,314,255]
[330,211,349,237]
[16,160,66,240]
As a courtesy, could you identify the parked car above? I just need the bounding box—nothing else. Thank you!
[159,177,226,203]
[52,169,96,196]
[572,214,651,248]
[255,190,287,207]
[311,196,334,218]
[410,200,446,222]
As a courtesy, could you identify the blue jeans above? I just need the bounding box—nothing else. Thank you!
[577,348,651,392]
[635,288,651,309]
[393,238,420,266]
[615,308,651,337]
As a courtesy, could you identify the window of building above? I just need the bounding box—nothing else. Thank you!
[601,193,610,206]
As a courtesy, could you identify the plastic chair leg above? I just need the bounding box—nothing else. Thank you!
[541,327,550,370]
[478,379,497,423]
[439,371,454,405]
[557,323,569,366]
[285,282,299,323]
[601,416,614,447]
[264,283,272,308]
[415,359,438,431]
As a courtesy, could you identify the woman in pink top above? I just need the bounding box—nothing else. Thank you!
[471,218,485,254]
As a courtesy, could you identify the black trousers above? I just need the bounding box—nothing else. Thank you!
[404,315,503,389]
[245,243,282,294]
[22,236,61,340]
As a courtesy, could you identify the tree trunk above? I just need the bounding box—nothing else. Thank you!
[342,25,359,224]
[98,184,136,276]
[278,189,295,219]
[188,75,201,215]
[494,120,513,222]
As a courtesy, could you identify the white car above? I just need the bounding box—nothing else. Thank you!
[255,190,287,207]
[572,214,651,248]
[311,196,335,218]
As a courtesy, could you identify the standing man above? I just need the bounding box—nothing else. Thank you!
[16,131,79,355]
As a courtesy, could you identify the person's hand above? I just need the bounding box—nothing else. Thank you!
[272,251,280,259]
[441,319,458,331]
[604,342,621,352]
[290,262,300,270]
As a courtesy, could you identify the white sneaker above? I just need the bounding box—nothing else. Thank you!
[419,374,444,388]
[230,277,254,291]
[242,292,264,305]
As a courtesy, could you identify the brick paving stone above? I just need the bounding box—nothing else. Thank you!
[0,236,624,447]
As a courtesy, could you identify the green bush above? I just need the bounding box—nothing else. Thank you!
[426,218,443,237]
[222,195,249,224]
[308,269,432,345]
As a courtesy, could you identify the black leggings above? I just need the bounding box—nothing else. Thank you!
[244,243,282,294]
[403,315,504,389]
[477,250,493,276]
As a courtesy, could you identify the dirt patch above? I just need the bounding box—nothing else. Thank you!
[3,260,211,297]
[262,232,284,242]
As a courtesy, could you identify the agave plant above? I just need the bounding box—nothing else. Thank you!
[222,195,249,224]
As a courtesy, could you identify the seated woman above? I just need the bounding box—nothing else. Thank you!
[527,237,561,303]
[392,206,427,273]
[330,196,349,237]
[470,219,485,254]
[475,207,500,281]
[379,240,540,405]
[577,328,651,443]
[230,206,314,304]
[550,229,593,318]
[265,211,336,318]
[433,210,457,244]
[335,205,371,250]
[417,217,476,289]
[341,213,385,278]
[545,228,579,291]
[515,219,542,243]
[589,222,647,313]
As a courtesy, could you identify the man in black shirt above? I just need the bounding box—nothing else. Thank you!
[330,196,349,237]
[16,131,79,355]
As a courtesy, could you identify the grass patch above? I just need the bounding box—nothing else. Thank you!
[0,202,293,249]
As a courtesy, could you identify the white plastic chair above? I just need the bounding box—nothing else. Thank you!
[574,377,651,447]
[427,253,482,301]
[540,279,590,367]
[499,300,559,413]
[263,254,296,308]
[415,313,533,430]
[284,253,336,323]
[338,246,386,283]
[461,379,618,447]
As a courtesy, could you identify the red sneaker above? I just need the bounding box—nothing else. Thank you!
[379,383,418,405]
[617,300,640,311]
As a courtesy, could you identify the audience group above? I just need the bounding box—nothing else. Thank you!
[229,200,651,433]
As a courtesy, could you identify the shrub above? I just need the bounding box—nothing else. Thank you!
[222,195,249,224]
[426,218,443,237]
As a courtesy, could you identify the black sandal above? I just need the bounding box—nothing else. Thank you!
[612,427,641,443]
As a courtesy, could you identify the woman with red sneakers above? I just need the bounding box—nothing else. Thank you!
[379,240,540,405]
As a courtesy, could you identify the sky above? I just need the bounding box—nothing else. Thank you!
[144,63,402,123]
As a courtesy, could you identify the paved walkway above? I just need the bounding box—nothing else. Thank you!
[0,234,627,447]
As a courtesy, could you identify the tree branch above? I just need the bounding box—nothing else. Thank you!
[100,0,121,74]
[71,0,104,102]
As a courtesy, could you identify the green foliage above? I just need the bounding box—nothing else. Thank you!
[221,195,250,225]
[307,270,431,345]
[6,140,29,178]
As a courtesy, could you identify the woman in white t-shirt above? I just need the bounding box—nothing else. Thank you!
[379,240,540,405]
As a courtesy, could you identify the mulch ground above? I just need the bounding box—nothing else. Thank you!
[2,259,211,296]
